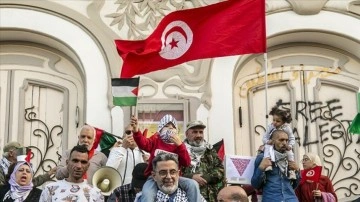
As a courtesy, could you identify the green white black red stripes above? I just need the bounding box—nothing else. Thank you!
[111,77,139,106]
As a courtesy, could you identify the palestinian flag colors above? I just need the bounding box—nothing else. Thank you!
[213,139,225,161]
[111,77,140,106]
[92,127,118,156]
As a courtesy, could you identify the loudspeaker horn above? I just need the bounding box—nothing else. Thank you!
[92,166,122,196]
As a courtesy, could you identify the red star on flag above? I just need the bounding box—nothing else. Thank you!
[169,38,179,49]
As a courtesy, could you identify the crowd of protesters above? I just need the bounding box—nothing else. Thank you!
[0,107,343,202]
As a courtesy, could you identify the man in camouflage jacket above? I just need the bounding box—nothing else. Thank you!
[181,121,225,202]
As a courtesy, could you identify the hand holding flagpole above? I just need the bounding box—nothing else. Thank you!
[130,115,139,133]
[313,183,321,199]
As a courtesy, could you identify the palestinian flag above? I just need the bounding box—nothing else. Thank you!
[92,127,119,157]
[349,113,360,134]
[111,77,140,106]
[213,139,225,161]
[349,93,360,135]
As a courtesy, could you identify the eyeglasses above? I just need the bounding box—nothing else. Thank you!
[302,158,310,162]
[157,169,179,177]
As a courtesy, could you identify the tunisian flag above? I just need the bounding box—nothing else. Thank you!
[300,166,322,184]
[116,0,266,78]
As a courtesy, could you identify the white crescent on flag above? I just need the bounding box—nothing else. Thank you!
[159,20,193,60]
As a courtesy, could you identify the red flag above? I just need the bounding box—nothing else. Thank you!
[301,166,322,183]
[25,149,31,163]
[214,139,225,161]
[116,0,266,78]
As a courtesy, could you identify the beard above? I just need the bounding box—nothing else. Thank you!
[159,181,178,194]
[188,139,204,147]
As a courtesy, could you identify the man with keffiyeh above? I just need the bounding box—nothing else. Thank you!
[251,129,301,202]
[131,114,204,202]
[135,153,206,202]
[181,120,225,202]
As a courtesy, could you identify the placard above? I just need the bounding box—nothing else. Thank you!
[225,155,255,185]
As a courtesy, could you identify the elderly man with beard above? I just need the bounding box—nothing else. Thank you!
[56,125,107,185]
[251,130,300,202]
[181,120,225,201]
[136,153,206,202]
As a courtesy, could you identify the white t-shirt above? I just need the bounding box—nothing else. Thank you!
[39,179,104,202]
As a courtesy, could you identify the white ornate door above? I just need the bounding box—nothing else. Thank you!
[0,44,84,181]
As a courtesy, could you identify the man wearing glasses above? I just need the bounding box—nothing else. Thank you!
[106,124,149,185]
[137,153,206,202]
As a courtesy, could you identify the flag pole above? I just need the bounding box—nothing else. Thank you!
[264,53,269,127]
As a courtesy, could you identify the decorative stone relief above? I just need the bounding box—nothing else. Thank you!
[140,59,213,109]
[287,0,328,15]
[106,0,220,40]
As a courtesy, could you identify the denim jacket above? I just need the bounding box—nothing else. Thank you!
[251,153,300,202]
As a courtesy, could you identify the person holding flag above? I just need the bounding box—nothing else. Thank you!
[295,153,337,202]
[130,115,203,202]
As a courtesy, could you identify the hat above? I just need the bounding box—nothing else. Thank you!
[131,163,148,189]
[3,141,23,152]
[186,120,206,131]
[157,114,177,132]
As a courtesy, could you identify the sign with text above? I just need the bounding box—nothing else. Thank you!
[225,155,255,185]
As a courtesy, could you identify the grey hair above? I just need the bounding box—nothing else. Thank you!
[152,153,179,171]
[80,125,96,136]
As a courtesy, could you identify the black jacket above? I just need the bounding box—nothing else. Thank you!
[0,184,42,202]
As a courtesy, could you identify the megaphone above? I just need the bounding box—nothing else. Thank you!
[92,166,122,196]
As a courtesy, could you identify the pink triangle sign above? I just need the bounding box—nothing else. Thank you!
[230,158,251,176]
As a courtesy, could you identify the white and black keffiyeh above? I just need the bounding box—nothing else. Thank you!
[274,150,289,177]
[0,157,11,175]
[157,114,177,132]
[155,188,188,202]
[184,140,211,173]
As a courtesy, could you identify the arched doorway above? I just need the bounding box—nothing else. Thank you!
[234,43,360,199]
[0,42,84,178]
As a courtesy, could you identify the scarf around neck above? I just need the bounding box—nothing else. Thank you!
[274,149,288,177]
[156,188,188,202]
[0,157,11,175]
[184,140,211,173]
